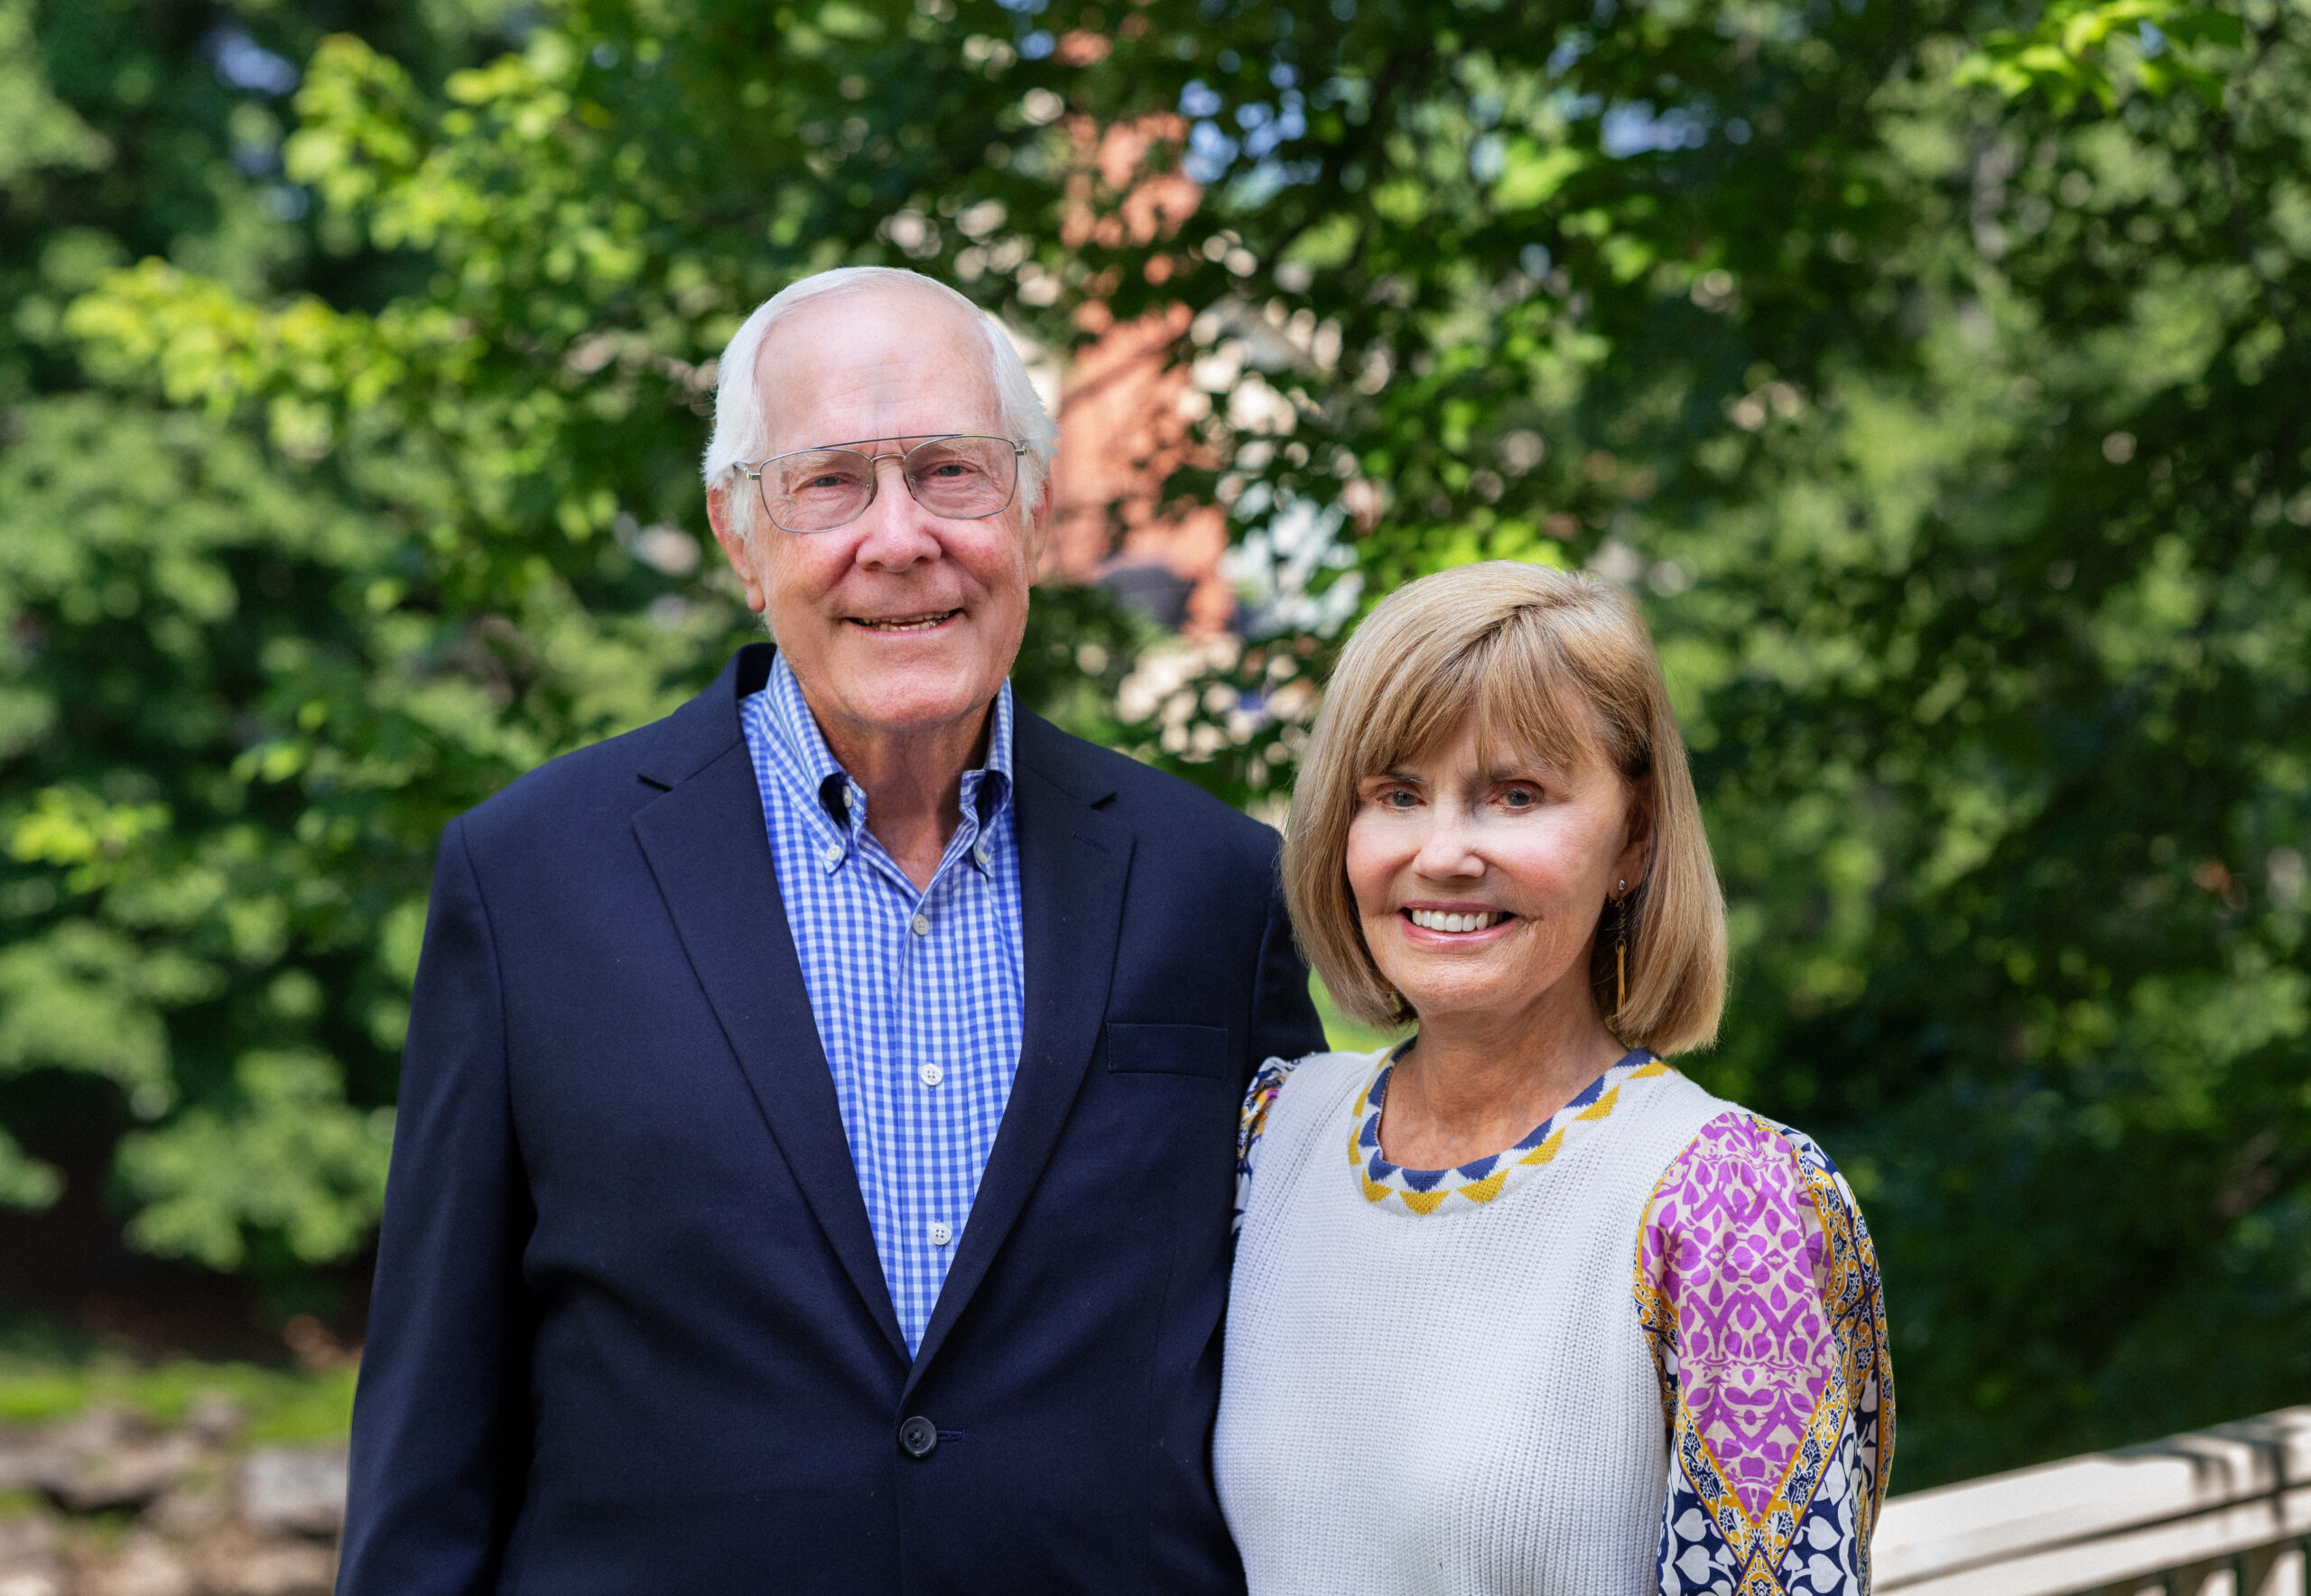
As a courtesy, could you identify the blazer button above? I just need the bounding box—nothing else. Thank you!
[898,1415,939,1459]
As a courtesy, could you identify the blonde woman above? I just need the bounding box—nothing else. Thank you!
[1215,562,1893,1596]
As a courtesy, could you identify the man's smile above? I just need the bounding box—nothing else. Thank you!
[847,608,961,633]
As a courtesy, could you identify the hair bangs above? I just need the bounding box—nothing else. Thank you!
[1335,610,1603,788]
[1465,617,1614,782]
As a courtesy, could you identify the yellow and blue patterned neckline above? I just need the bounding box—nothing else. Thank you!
[1350,1042,1672,1216]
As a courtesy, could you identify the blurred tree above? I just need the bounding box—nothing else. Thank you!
[0,0,551,1277]
[1023,0,2310,1484]
[5,0,2303,1488]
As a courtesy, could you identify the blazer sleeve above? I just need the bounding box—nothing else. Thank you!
[339,816,535,1596]
[1246,861,1326,1072]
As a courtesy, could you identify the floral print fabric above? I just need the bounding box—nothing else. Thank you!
[1638,1112,1893,1594]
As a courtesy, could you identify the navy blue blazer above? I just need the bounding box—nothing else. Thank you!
[338,644,1324,1596]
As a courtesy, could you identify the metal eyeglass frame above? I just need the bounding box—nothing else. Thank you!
[735,433,1030,534]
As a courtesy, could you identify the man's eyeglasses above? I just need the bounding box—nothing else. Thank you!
[737,434,1029,534]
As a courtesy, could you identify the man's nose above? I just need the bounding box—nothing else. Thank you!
[851,455,941,569]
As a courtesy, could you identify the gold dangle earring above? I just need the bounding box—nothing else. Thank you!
[1613,879,1629,1014]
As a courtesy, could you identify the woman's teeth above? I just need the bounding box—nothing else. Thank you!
[853,610,957,633]
[1407,909,1503,933]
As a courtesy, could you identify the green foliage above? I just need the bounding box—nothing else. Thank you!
[1954,0,2242,110]
[1044,0,2306,1485]
[1311,971,1405,1056]
[2,0,2304,1490]
[1629,17,2310,1480]
[0,0,751,1295]
[116,1048,394,1270]
[1008,580,1156,746]
[0,1343,357,1443]
[0,0,108,186]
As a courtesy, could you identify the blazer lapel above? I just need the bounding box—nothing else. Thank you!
[905,716,1131,1388]
[631,653,907,1364]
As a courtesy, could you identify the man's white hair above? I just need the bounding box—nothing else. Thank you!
[701,266,1058,540]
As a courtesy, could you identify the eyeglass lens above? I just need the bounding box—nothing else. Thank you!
[757,435,1019,533]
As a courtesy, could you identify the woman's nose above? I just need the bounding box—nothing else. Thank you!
[1411,806,1484,878]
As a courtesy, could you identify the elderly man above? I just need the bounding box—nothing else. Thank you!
[336,267,1324,1595]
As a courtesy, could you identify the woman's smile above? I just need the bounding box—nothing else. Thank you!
[1400,905,1516,938]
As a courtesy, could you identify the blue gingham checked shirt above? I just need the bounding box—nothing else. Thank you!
[739,654,1025,1356]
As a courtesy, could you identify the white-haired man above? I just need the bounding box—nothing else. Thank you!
[337,267,1324,1595]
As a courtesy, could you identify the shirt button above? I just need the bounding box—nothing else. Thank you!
[919,1063,943,1087]
[975,844,991,868]
[929,1221,952,1247]
[821,843,842,868]
[911,913,931,936]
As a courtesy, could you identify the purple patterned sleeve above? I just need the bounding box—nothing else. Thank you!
[1634,1111,1894,1595]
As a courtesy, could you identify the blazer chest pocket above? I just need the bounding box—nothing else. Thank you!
[1105,1022,1230,1080]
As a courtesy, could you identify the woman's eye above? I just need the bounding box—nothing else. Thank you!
[1498,786,1538,809]
[1369,787,1417,809]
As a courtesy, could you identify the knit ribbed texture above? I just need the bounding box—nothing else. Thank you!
[1217,1048,1726,1596]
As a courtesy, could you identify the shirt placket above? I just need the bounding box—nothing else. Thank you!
[914,802,992,1326]
[895,859,930,1341]
[812,777,897,1337]
[859,802,971,1349]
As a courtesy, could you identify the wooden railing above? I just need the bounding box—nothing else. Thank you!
[1876,1406,2311,1596]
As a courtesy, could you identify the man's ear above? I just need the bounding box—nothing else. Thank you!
[707,483,767,613]
[1021,470,1054,568]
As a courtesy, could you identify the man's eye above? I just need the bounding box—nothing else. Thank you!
[785,464,867,495]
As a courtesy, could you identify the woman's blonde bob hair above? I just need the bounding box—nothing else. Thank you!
[1282,561,1727,1055]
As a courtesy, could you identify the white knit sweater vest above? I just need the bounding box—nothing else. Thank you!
[1216,1048,1728,1596]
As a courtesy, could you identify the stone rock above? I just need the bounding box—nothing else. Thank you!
[143,1479,231,1540]
[37,1407,138,1461]
[51,1434,201,1514]
[236,1448,347,1538]
[182,1397,245,1446]
[196,1539,335,1596]
[0,1510,58,1557]
[0,1412,349,1595]
[0,1511,62,1596]
[0,1407,198,1512]
[79,1535,193,1596]
[0,1434,58,1496]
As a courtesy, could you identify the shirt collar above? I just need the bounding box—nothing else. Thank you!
[761,653,1015,868]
